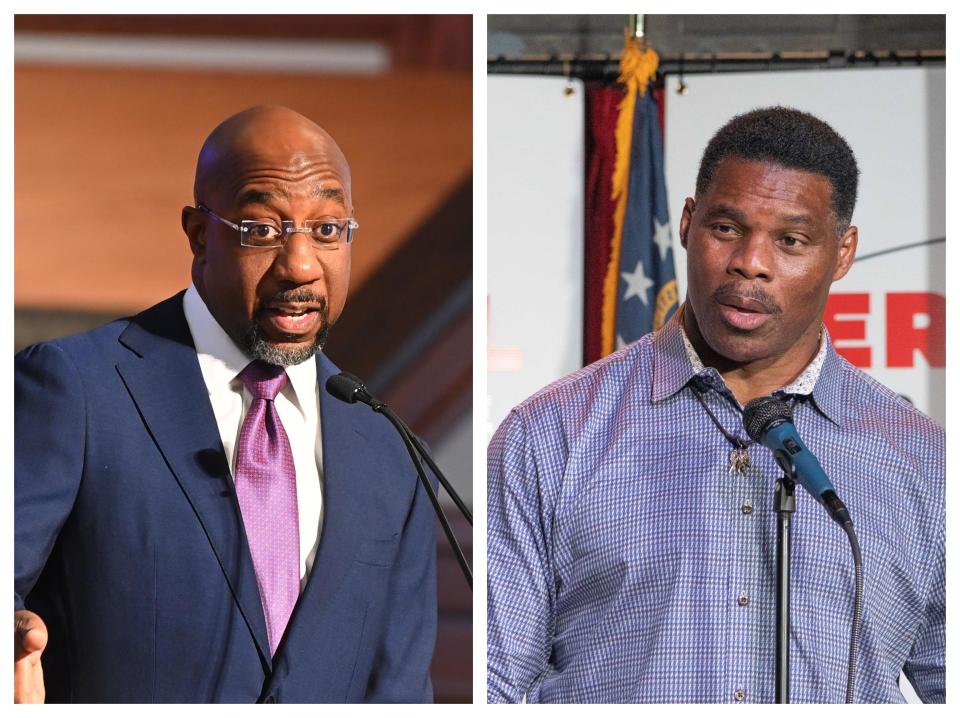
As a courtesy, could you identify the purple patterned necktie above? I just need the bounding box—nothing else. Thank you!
[235,360,300,656]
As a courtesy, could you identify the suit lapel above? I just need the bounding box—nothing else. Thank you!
[271,357,378,689]
[115,294,271,666]
[297,357,374,607]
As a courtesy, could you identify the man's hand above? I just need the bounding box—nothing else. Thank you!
[14,610,47,703]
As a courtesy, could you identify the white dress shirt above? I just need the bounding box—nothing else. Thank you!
[183,284,323,590]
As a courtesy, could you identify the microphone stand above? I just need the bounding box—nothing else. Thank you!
[745,397,863,703]
[375,404,473,589]
[772,458,863,704]
[382,410,472,526]
[773,473,796,704]
[324,372,472,589]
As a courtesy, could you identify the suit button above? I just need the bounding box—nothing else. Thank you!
[264,696,276,704]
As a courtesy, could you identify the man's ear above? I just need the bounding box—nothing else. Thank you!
[182,206,206,263]
[832,225,858,282]
[679,197,696,250]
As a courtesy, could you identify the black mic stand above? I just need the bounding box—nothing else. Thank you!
[773,472,796,704]
[376,404,472,589]
[325,373,472,589]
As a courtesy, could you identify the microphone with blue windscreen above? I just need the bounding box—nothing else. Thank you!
[743,396,852,527]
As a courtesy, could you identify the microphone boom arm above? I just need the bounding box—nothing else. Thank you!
[325,372,473,589]
[376,405,472,588]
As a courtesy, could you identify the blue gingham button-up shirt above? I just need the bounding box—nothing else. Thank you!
[487,315,945,703]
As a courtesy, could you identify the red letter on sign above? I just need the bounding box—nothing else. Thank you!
[824,293,871,367]
[886,292,946,368]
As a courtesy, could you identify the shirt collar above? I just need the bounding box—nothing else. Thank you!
[651,304,843,425]
[650,311,700,403]
[808,332,845,426]
[182,284,317,416]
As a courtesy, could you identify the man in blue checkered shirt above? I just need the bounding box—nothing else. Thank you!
[487,107,945,703]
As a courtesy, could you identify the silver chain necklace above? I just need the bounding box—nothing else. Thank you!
[690,383,755,474]
[691,383,799,474]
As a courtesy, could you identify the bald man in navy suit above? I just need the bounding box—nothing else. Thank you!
[15,106,437,703]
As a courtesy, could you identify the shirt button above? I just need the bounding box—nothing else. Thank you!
[741,499,753,515]
[734,688,746,701]
[737,593,750,607]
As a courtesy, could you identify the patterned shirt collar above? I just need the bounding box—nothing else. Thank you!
[651,306,844,425]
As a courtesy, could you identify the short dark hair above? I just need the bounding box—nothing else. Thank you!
[695,106,859,229]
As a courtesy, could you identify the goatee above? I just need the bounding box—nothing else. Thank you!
[240,293,330,367]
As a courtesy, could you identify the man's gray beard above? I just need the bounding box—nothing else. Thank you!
[240,321,330,367]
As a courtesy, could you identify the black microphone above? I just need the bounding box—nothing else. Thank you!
[326,373,472,523]
[743,396,851,527]
[325,372,472,588]
[326,372,381,409]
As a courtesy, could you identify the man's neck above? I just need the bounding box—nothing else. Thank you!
[680,305,822,405]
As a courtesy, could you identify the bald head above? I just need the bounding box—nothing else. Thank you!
[193,105,352,211]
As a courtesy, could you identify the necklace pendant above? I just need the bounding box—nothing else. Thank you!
[729,446,751,474]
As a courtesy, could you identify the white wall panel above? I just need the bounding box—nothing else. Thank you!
[487,76,585,437]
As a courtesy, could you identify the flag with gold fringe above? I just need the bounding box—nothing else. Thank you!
[600,37,678,354]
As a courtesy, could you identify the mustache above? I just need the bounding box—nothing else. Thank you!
[259,288,328,311]
[712,282,782,315]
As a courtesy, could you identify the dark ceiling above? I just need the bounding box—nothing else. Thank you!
[488,14,945,59]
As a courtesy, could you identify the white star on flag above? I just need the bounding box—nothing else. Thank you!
[653,219,673,262]
[621,260,654,306]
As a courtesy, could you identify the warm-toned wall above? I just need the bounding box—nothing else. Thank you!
[16,14,473,70]
[15,65,471,313]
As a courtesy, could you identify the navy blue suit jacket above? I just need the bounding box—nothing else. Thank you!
[14,293,437,703]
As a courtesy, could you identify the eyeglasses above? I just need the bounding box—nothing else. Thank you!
[197,204,358,249]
